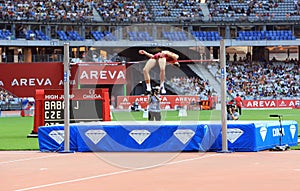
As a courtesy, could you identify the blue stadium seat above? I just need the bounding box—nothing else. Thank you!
[191,31,221,41]
[91,31,105,41]
[103,32,117,41]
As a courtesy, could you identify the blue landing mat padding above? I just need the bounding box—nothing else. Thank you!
[38,121,298,152]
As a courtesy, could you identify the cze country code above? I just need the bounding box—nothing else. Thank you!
[44,100,79,120]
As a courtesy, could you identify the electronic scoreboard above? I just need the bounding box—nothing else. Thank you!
[43,99,103,126]
[31,88,110,134]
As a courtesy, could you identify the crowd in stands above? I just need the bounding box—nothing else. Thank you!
[154,0,203,20]
[168,76,214,100]
[0,89,15,110]
[94,0,152,22]
[0,0,94,22]
[167,57,300,101]
[0,0,299,23]
[226,59,300,100]
[0,89,23,111]
[0,89,13,103]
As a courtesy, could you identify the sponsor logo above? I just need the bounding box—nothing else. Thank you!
[129,130,151,145]
[290,125,296,139]
[85,129,107,144]
[11,78,52,86]
[161,96,169,102]
[227,128,244,143]
[174,129,195,144]
[122,97,129,103]
[246,100,276,108]
[272,128,285,137]
[58,80,76,86]
[134,97,149,102]
[279,101,287,107]
[83,89,101,99]
[80,70,125,80]
[260,126,267,142]
[48,130,64,144]
[175,97,196,102]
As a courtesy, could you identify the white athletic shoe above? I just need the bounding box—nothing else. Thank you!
[161,88,166,94]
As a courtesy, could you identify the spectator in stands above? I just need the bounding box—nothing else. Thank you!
[226,53,230,62]
[2,51,6,62]
[233,52,237,62]
[18,51,23,63]
[139,49,180,94]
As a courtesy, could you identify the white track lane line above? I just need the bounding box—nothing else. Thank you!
[0,151,39,155]
[15,153,222,191]
[0,153,69,165]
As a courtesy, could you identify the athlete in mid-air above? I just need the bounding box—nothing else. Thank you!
[139,49,180,94]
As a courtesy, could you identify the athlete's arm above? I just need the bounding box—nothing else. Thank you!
[139,50,154,58]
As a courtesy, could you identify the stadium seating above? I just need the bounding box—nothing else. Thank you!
[0,0,299,42]
[128,31,154,41]
[148,0,204,22]
[67,31,85,41]
[57,31,84,41]
[162,31,188,41]
[25,30,50,40]
[191,31,222,41]
[94,0,152,22]
[207,0,300,22]
[103,31,117,41]
[91,31,105,41]
[0,30,12,40]
[0,0,299,23]
[91,31,117,41]
[35,30,51,40]
[236,30,296,41]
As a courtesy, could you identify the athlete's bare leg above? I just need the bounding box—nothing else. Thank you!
[143,58,157,92]
[158,58,167,94]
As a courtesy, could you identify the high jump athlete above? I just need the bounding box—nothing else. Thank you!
[139,49,180,94]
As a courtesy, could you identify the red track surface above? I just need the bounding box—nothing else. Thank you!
[1,151,300,191]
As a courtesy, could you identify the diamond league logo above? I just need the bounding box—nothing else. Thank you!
[173,129,195,144]
[49,130,65,145]
[85,129,107,144]
[290,124,296,139]
[260,125,268,142]
[129,129,151,145]
[227,128,244,143]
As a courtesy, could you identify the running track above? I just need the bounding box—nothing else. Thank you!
[1,151,300,191]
